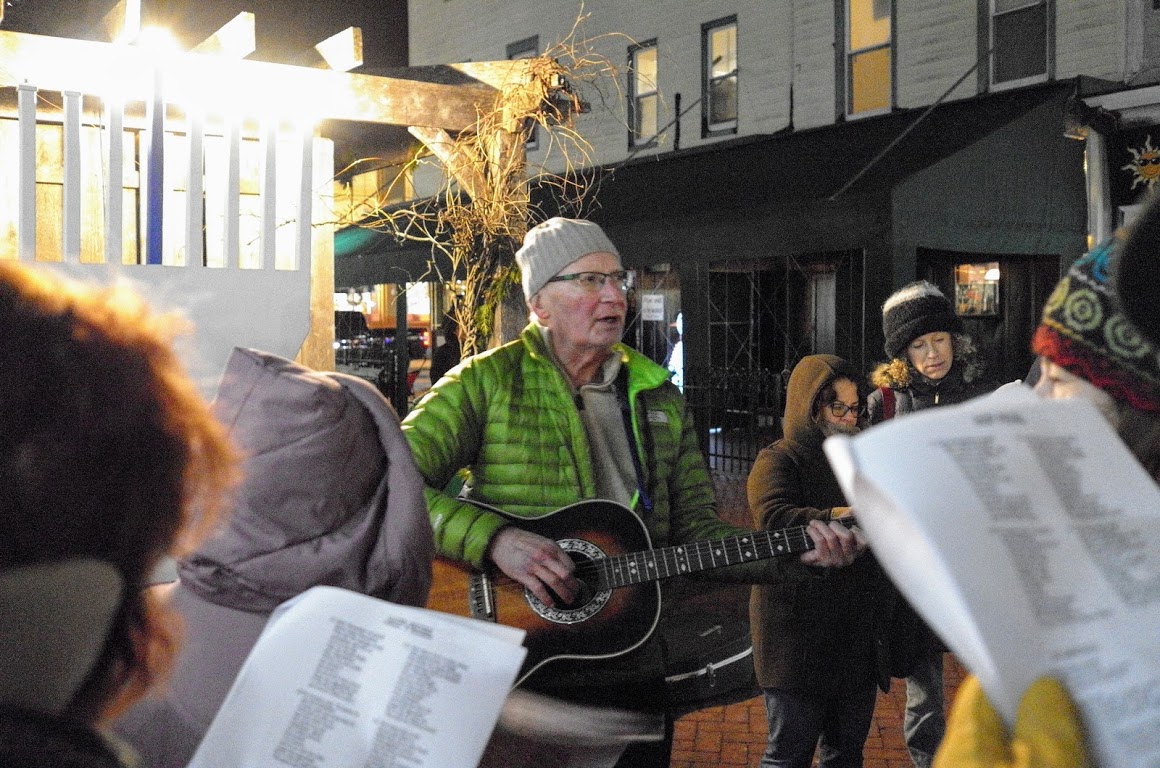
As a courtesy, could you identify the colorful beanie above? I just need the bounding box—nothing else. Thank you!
[1032,234,1160,413]
[882,280,963,359]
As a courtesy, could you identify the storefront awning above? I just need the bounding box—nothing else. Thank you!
[334,200,460,288]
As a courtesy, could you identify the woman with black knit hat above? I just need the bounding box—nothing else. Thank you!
[867,280,993,422]
[866,279,995,768]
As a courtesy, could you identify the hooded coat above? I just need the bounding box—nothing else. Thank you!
[112,348,434,768]
[748,355,890,693]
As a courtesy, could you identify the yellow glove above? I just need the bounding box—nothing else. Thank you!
[934,675,1091,768]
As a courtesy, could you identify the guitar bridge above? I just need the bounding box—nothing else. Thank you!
[468,572,497,622]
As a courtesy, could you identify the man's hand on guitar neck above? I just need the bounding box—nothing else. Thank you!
[800,508,865,568]
[487,526,582,608]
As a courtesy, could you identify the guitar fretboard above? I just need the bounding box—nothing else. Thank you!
[581,517,857,590]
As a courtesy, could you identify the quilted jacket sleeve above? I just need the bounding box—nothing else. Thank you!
[401,361,508,570]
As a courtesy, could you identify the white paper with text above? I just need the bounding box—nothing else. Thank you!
[823,391,1160,768]
[187,586,527,768]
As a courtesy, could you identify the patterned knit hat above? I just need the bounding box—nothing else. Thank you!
[1032,234,1160,413]
[515,217,620,301]
[882,280,963,358]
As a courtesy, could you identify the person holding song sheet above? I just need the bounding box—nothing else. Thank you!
[401,217,864,768]
[936,192,1160,768]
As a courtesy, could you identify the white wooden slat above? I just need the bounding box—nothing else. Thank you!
[185,107,204,268]
[224,118,240,268]
[259,121,276,269]
[294,129,312,271]
[62,90,82,263]
[143,71,164,264]
[104,98,123,265]
[17,83,36,261]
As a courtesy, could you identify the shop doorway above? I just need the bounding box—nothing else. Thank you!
[918,249,1061,385]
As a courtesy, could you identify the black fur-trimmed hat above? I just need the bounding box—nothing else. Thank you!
[881,280,963,359]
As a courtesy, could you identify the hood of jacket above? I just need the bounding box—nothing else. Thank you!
[783,354,863,445]
[179,347,433,612]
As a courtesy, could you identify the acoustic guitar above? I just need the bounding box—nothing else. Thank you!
[427,498,857,687]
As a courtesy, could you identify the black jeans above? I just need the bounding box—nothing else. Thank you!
[759,682,878,768]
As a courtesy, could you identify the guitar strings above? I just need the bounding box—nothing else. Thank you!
[567,524,820,587]
[485,518,856,590]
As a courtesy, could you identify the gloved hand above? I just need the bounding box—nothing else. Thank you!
[933,675,1091,768]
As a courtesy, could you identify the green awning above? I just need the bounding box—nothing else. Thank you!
[334,210,459,288]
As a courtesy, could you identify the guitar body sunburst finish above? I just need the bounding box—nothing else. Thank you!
[425,498,841,688]
[428,501,661,686]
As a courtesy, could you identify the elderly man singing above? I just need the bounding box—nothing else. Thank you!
[401,217,864,767]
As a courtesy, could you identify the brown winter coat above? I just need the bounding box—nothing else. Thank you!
[747,354,891,693]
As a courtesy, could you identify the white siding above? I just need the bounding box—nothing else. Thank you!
[407,0,1142,187]
[1056,0,1128,82]
[896,0,978,108]
[1139,1,1160,82]
[735,3,793,136]
[791,0,837,130]
[408,0,792,172]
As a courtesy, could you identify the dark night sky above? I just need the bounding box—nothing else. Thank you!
[1,0,409,69]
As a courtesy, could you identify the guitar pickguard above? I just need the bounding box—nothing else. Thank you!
[523,538,613,625]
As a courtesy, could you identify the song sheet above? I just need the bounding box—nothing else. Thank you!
[187,586,527,768]
[823,389,1160,768]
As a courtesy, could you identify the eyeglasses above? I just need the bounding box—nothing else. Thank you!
[546,270,633,293]
[827,402,866,419]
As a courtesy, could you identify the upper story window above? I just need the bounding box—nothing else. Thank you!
[628,40,659,148]
[507,35,540,150]
[846,0,892,116]
[990,0,1049,87]
[702,16,738,137]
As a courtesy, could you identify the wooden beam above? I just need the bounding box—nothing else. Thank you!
[101,0,142,43]
[191,12,256,58]
[450,59,541,91]
[408,126,486,201]
[315,27,363,72]
[0,29,498,131]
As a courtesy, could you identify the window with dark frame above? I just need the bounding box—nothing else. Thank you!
[506,35,540,150]
[701,16,738,137]
[628,40,659,149]
[954,262,1001,317]
[990,0,1048,86]
[846,0,892,116]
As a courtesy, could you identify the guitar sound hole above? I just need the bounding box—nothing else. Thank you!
[525,538,612,625]
[560,552,595,609]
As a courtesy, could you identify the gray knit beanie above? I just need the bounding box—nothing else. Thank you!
[882,280,963,358]
[516,217,620,301]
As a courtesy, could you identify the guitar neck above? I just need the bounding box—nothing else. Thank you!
[589,517,857,590]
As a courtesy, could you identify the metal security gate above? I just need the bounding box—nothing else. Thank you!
[689,252,866,521]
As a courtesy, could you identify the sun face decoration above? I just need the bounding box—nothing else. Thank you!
[1123,135,1160,191]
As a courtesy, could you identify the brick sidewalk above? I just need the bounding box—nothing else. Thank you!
[671,657,967,768]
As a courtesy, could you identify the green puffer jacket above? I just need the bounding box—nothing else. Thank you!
[401,323,776,583]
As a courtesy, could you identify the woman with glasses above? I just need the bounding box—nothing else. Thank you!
[866,280,996,768]
[747,354,888,768]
